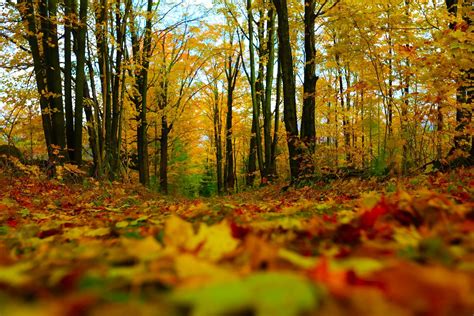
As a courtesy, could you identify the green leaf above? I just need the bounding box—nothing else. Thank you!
[0,226,8,235]
[171,272,321,316]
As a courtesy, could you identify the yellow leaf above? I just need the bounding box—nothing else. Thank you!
[174,253,237,284]
[360,191,381,209]
[192,220,239,261]
[164,216,239,261]
[164,215,195,249]
[63,227,111,239]
[278,248,317,269]
[393,226,421,248]
[116,220,129,228]
[85,227,111,237]
[0,262,32,286]
[122,236,163,261]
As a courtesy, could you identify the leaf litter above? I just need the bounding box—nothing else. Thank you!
[0,168,473,315]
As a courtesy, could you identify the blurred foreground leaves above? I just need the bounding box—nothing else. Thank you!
[0,168,473,315]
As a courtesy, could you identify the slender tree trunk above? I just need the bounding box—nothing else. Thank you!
[301,0,318,177]
[83,84,99,174]
[64,0,74,160]
[94,0,112,172]
[344,67,352,164]
[130,0,152,186]
[273,0,301,182]
[160,116,169,193]
[73,0,88,165]
[247,0,265,182]
[269,61,281,178]
[263,7,276,180]
[335,53,350,165]
[246,118,257,186]
[224,48,240,192]
[214,99,223,194]
[86,40,103,175]
[43,0,66,158]
[110,0,130,172]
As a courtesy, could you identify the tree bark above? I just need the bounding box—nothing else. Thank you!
[247,0,265,182]
[17,0,54,159]
[213,90,223,194]
[160,116,169,193]
[73,0,88,165]
[64,0,74,160]
[224,44,240,192]
[301,0,318,176]
[445,0,473,163]
[43,0,66,158]
[263,7,276,180]
[273,0,301,182]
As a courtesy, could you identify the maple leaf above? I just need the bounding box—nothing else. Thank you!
[164,215,239,261]
[359,196,392,229]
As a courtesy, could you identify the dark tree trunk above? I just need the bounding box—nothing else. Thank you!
[263,7,276,180]
[214,101,223,194]
[86,43,104,175]
[17,0,54,159]
[94,0,113,174]
[301,0,318,176]
[445,0,473,163]
[224,46,240,192]
[335,52,351,164]
[269,62,281,178]
[73,0,88,165]
[130,0,152,186]
[110,0,130,172]
[64,0,74,160]
[246,117,257,186]
[273,0,301,182]
[160,116,169,194]
[20,0,66,162]
[43,0,66,158]
[247,0,265,182]
[83,84,100,174]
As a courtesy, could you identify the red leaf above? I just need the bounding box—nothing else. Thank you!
[359,196,390,229]
[323,214,337,223]
[230,221,250,239]
[334,223,361,244]
[6,217,18,228]
[38,228,62,239]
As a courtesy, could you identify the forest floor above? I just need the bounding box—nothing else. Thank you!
[0,168,473,316]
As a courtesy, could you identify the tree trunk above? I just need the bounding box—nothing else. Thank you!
[301,0,318,176]
[73,0,88,165]
[214,101,223,194]
[246,118,257,186]
[445,0,473,163]
[64,0,74,160]
[273,0,301,183]
[269,61,281,178]
[224,46,240,192]
[160,116,169,193]
[42,0,66,159]
[94,0,112,173]
[247,0,265,182]
[263,7,276,180]
[17,0,54,159]
[110,0,130,172]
